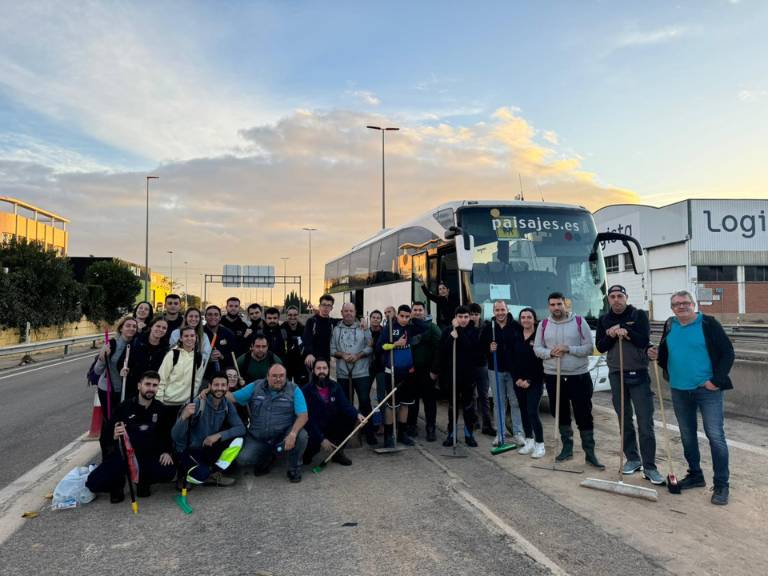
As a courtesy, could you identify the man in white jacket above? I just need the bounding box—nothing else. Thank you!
[534,292,604,469]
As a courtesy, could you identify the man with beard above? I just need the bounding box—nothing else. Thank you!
[301,358,365,466]
[162,294,184,337]
[86,371,176,502]
[220,297,250,355]
[262,307,287,359]
[406,301,441,441]
[237,335,283,383]
[172,372,246,487]
[281,306,306,385]
[244,303,265,340]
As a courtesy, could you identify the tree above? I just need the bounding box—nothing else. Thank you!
[284,290,311,313]
[0,237,82,336]
[185,294,201,309]
[83,259,142,324]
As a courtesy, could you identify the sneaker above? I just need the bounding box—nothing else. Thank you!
[481,425,497,437]
[518,438,534,455]
[642,468,665,485]
[711,485,729,506]
[442,435,454,447]
[287,470,302,483]
[331,451,353,466]
[531,442,546,459]
[464,435,478,447]
[204,471,236,487]
[512,434,526,447]
[678,471,706,490]
[622,460,642,475]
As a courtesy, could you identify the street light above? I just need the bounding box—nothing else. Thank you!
[302,227,317,310]
[167,250,174,291]
[280,256,290,307]
[144,175,159,300]
[366,125,399,229]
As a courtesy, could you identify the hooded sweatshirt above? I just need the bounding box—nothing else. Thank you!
[157,347,205,405]
[533,313,594,376]
[330,320,372,380]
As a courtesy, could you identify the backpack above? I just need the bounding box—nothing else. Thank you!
[540,316,584,348]
[240,351,277,377]
[86,337,116,386]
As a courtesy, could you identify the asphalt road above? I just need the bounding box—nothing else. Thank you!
[0,354,94,490]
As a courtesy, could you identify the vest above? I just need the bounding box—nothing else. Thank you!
[248,379,297,441]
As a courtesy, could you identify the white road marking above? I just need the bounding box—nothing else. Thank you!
[417,446,569,576]
[0,353,93,382]
[592,404,768,458]
[0,433,99,546]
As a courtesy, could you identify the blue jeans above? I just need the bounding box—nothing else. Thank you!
[671,386,729,488]
[488,369,523,437]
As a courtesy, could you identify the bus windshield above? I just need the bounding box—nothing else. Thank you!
[458,206,607,323]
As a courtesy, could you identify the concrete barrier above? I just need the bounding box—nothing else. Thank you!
[725,360,768,421]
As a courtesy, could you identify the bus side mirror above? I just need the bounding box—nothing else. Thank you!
[456,234,475,271]
[595,232,646,275]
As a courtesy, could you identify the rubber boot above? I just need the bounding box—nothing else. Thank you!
[383,424,395,449]
[555,425,574,462]
[581,430,606,470]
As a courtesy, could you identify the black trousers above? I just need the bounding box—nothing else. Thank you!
[513,381,544,442]
[86,450,175,495]
[544,372,594,432]
[446,373,477,434]
[303,416,357,464]
[407,369,439,429]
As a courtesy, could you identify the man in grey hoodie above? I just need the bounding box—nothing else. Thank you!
[331,302,375,444]
[172,372,246,486]
[534,292,604,469]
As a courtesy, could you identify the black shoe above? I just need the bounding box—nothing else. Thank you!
[287,470,302,483]
[481,425,497,437]
[426,426,437,442]
[332,451,353,466]
[465,435,478,448]
[442,435,454,447]
[398,431,415,446]
[365,432,379,446]
[406,424,418,437]
[678,471,706,490]
[136,483,151,498]
[711,485,729,505]
[109,490,125,504]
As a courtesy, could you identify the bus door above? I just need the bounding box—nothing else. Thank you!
[411,252,428,309]
[427,248,460,308]
[352,289,364,319]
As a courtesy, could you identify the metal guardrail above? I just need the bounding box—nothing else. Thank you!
[0,333,111,358]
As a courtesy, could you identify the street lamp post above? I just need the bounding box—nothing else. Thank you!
[366,125,399,229]
[280,257,289,307]
[184,261,189,307]
[144,176,159,301]
[302,227,317,310]
[168,250,174,292]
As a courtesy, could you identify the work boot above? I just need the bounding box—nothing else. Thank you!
[464,434,478,447]
[426,425,437,442]
[581,430,606,470]
[365,430,379,446]
[678,470,706,490]
[331,450,352,466]
[711,485,729,506]
[555,425,574,462]
[204,471,236,486]
[397,427,415,446]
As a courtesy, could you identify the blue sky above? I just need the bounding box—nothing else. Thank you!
[0,0,766,301]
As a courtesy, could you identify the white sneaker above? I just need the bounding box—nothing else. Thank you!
[512,434,526,446]
[518,438,534,455]
[531,442,546,459]
[492,438,500,447]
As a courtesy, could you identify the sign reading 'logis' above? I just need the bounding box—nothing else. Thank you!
[703,209,766,239]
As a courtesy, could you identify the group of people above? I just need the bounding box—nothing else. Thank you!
[85,284,734,507]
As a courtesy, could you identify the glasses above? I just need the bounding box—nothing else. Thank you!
[671,301,693,308]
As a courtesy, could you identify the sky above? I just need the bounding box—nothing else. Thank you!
[0,0,766,304]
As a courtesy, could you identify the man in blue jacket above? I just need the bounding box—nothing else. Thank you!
[649,290,734,505]
[172,372,246,486]
[302,358,365,466]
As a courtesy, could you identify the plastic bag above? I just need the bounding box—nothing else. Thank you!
[52,465,97,509]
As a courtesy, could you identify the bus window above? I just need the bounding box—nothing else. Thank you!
[350,246,370,288]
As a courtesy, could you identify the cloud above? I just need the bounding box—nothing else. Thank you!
[349,90,381,106]
[737,89,768,102]
[0,107,638,303]
[616,26,688,48]
[0,2,280,164]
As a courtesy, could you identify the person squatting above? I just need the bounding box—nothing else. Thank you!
[86,288,735,506]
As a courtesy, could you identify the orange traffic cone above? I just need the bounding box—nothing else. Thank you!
[85,389,102,440]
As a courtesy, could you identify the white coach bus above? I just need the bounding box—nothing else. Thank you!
[324,200,645,389]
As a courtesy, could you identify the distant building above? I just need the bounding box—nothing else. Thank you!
[0,196,69,255]
[70,256,172,310]
[594,199,768,322]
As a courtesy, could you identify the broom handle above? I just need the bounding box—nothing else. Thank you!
[452,336,457,448]
[321,385,399,465]
[390,321,397,441]
[553,356,561,465]
[652,360,675,478]
[120,344,131,403]
[618,338,625,482]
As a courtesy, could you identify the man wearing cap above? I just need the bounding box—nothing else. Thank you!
[596,285,662,485]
